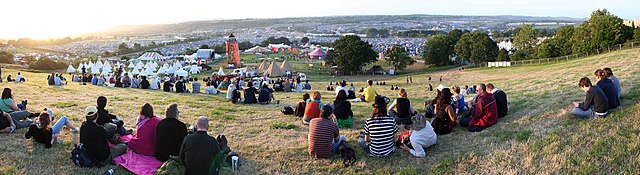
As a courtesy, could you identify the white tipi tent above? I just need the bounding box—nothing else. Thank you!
[66,65,76,73]
[264,61,284,77]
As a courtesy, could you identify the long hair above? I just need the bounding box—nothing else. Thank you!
[311,91,321,100]
[140,103,154,118]
[1,88,12,99]
[398,88,407,98]
[371,107,387,119]
[437,88,453,112]
[39,112,52,132]
[336,90,347,101]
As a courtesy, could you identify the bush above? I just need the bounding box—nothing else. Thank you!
[0,51,14,64]
[29,57,67,70]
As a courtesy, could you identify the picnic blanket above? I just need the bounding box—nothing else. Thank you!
[113,135,163,175]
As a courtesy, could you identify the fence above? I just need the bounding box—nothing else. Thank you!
[479,40,640,67]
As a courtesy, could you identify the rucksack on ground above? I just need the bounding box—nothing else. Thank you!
[282,106,294,115]
[155,155,186,175]
[71,143,100,168]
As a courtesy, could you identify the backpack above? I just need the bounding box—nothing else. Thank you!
[71,143,100,168]
[155,155,186,175]
[282,106,294,115]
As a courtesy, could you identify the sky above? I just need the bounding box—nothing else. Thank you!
[1,0,638,39]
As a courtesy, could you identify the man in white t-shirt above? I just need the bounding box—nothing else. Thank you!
[15,72,25,82]
[335,81,349,97]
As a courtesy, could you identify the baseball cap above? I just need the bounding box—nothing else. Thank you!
[85,106,98,117]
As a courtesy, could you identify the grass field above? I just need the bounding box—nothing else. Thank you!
[0,48,639,175]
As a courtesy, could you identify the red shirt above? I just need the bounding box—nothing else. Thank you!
[469,92,498,128]
[128,116,162,156]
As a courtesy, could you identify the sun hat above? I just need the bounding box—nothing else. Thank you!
[85,106,98,117]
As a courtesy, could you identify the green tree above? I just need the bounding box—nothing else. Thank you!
[497,48,510,61]
[455,32,498,63]
[133,43,142,50]
[454,33,474,62]
[571,22,593,54]
[588,9,627,49]
[118,42,130,52]
[29,56,66,70]
[534,39,560,58]
[328,35,377,72]
[185,48,195,55]
[212,44,226,54]
[423,34,452,65]
[512,24,537,60]
[199,44,210,49]
[0,51,14,64]
[238,41,254,50]
[120,56,129,60]
[634,29,640,41]
[385,45,414,71]
[553,25,575,56]
[300,37,309,43]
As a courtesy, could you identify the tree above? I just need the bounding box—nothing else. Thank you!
[423,34,452,65]
[118,42,130,52]
[120,56,129,60]
[212,44,226,54]
[328,35,377,72]
[29,56,66,70]
[512,24,537,60]
[553,25,575,56]
[238,41,254,50]
[300,37,309,43]
[454,33,474,62]
[534,39,560,58]
[185,48,195,55]
[385,45,414,71]
[455,32,499,63]
[199,44,210,49]
[497,48,510,61]
[571,22,594,54]
[0,51,14,64]
[133,43,142,50]
[634,29,640,41]
[588,9,627,49]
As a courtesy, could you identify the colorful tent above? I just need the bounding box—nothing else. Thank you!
[280,60,295,72]
[264,61,284,77]
[308,46,327,59]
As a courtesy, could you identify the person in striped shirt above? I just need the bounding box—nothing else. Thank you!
[358,96,398,157]
[308,105,344,158]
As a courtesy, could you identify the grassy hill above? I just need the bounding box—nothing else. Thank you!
[0,48,639,174]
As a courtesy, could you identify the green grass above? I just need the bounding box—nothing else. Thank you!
[0,48,639,174]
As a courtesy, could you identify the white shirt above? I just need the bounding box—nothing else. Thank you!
[335,86,349,96]
[408,121,437,158]
[15,75,24,82]
[205,86,218,94]
[226,84,236,100]
[150,78,160,90]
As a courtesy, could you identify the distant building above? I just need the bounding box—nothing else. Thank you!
[497,38,513,52]
[624,17,640,28]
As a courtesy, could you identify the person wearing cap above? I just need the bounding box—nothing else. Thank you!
[359,96,398,157]
[360,80,378,102]
[308,105,344,159]
[432,88,457,135]
[398,113,437,158]
[180,117,223,175]
[80,106,128,165]
[303,91,324,124]
[460,84,498,132]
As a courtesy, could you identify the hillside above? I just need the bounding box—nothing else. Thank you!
[0,48,638,174]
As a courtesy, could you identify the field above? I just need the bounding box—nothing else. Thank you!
[0,48,639,175]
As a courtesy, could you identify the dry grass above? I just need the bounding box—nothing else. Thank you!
[1,48,639,175]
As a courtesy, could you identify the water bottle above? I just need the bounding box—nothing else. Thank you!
[103,169,114,175]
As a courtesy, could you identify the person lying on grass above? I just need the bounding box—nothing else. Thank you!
[25,112,78,148]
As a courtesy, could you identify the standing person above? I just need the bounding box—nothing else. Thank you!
[180,117,223,175]
[25,112,78,148]
[460,84,498,132]
[431,88,456,135]
[358,96,398,157]
[155,104,188,162]
[80,106,127,165]
[594,69,619,110]
[303,91,324,124]
[486,84,508,118]
[387,88,415,126]
[398,114,437,158]
[571,77,609,118]
[333,90,353,128]
[360,80,378,102]
[191,78,201,93]
[128,103,162,156]
[308,105,345,159]
[603,67,621,98]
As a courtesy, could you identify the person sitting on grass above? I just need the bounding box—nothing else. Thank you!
[47,73,55,85]
[25,112,77,148]
[121,73,131,88]
[175,76,186,93]
[180,117,223,175]
[140,76,150,89]
[308,105,345,159]
[333,90,353,128]
[304,80,312,90]
[388,88,415,126]
[97,75,106,86]
[398,114,437,158]
[295,93,310,118]
[360,80,378,102]
[460,84,498,132]
[96,96,131,137]
[258,84,277,104]
[486,83,508,118]
[594,69,619,110]
[15,72,25,82]
[205,81,220,95]
[163,77,173,92]
[303,91,324,124]
[192,78,201,93]
[243,82,258,104]
[226,80,238,101]
[54,74,63,86]
[358,96,398,157]
[155,104,188,162]
[6,74,14,82]
[131,75,140,88]
[0,88,35,129]
[128,103,162,156]
[0,112,16,133]
[451,85,468,116]
[80,106,128,165]
[571,77,609,118]
[431,88,457,135]
[603,67,620,98]
[295,79,303,92]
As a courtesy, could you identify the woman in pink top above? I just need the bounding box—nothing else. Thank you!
[127,103,162,156]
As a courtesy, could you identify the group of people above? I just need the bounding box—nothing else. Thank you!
[5,72,26,83]
[570,67,621,118]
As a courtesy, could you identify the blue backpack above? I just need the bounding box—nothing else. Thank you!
[71,143,101,168]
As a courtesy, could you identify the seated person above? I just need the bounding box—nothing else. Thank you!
[175,77,186,93]
[360,80,378,102]
[128,103,162,156]
[258,84,276,104]
[163,78,173,92]
[226,81,237,101]
[0,112,15,133]
[121,74,131,88]
[15,72,25,82]
[333,91,353,128]
[0,88,36,129]
[54,74,63,86]
[191,78,201,93]
[308,105,345,159]
[594,69,619,110]
[96,96,131,137]
[218,79,230,91]
[180,117,223,175]
[205,82,220,95]
[303,80,312,90]
[387,88,415,126]
[571,77,609,118]
[97,75,106,86]
[243,83,258,104]
[358,96,398,157]
[25,112,78,148]
[303,91,324,124]
[459,84,498,132]
[486,84,508,118]
[431,88,457,135]
[48,73,55,85]
[451,85,468,116]
[6,74,14,82]
[80,106,127,165]
[398,114,437,158]
[156,104,188,162]
[131,75,140,88]
[295,93,310,118]
[146,76,156,90]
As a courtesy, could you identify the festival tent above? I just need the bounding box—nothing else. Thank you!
[138,52,165,61]
[267,43,291,49]
[256,61,269,73]
[66,65,76,73]
[244,46,272,54]
[175,69,188,77]
[101,68,111,76]
[156,67,167,75]
[189,66,201,74]
[103,61,111,69]
[88,61,94,68]
[264,61,284,77]
[128,62,135,68]
[90,66,101,74]
[244,65,256,77]
[95,60,103,68]
[308,46,327,59]
[280,60,295,72]
[135,62,144,69]
[166,66,177,74]
[216,67,226,76]
[173,62,183,69]
[132,68,140,75]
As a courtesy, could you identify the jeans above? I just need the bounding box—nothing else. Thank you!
[358,133,370,154]
[331,136,346,154]
[571,106,595,119]
[9,110,32,129]
[52,116,70,136]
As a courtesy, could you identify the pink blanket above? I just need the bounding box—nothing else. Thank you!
[113,135,163,175]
